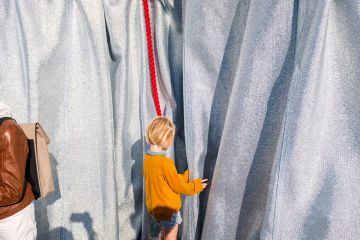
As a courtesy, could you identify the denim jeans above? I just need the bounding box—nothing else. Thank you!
[159,212,182,229]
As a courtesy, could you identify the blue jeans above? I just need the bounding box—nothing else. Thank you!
[159,212,182,229]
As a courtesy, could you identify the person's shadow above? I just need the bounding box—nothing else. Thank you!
[130,139,161,239]
[35,154,96,239]
[129,139,143,239]
[35,153,62,239]
[45,212,96,240]
[47,227,74,240]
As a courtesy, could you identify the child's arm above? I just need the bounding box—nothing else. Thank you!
[163,161,203,195]
[181,170,189,183]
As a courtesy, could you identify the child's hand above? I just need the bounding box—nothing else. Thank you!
[201,179,208,190]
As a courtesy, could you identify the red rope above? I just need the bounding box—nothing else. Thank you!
[143,0,162,116]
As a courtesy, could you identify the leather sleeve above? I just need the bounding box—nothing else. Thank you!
[0,125,29,206]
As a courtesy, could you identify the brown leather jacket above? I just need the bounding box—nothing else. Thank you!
[0,119,35,220]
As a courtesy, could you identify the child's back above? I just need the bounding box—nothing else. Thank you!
[144,151,202,221]
[143,116,208,239]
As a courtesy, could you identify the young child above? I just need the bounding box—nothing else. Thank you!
[144,116,208,240]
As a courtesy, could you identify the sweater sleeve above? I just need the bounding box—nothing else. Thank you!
[163,160,203,195]
[181,170,189,183]
[0,126,28,206]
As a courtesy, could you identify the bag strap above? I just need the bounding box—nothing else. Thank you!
[0,117,14,126]
[36,123,50,144]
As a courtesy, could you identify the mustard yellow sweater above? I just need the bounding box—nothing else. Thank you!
[143,151,203,221]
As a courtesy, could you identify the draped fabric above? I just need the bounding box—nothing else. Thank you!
[0,0,359,239]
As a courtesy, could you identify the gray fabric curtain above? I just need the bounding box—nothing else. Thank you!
[0,0,359,239]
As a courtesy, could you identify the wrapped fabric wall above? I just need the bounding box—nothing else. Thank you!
[183,1,360,239]
[0,0,359,239]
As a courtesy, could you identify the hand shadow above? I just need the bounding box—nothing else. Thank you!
[70,212,96,240]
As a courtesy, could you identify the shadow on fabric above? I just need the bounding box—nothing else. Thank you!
[70,212,96,240]
[46,212,96,239]
[236,0,298,239]
[34,154,97,239]
[35,153,62,239]
[130,139,145,239]
[131,139,161,239]
[195,0,250,238]
[48,227,74,240]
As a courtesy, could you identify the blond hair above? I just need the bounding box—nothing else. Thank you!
[146,116,176,146]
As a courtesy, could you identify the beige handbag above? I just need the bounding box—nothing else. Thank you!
[20,123,54,199]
